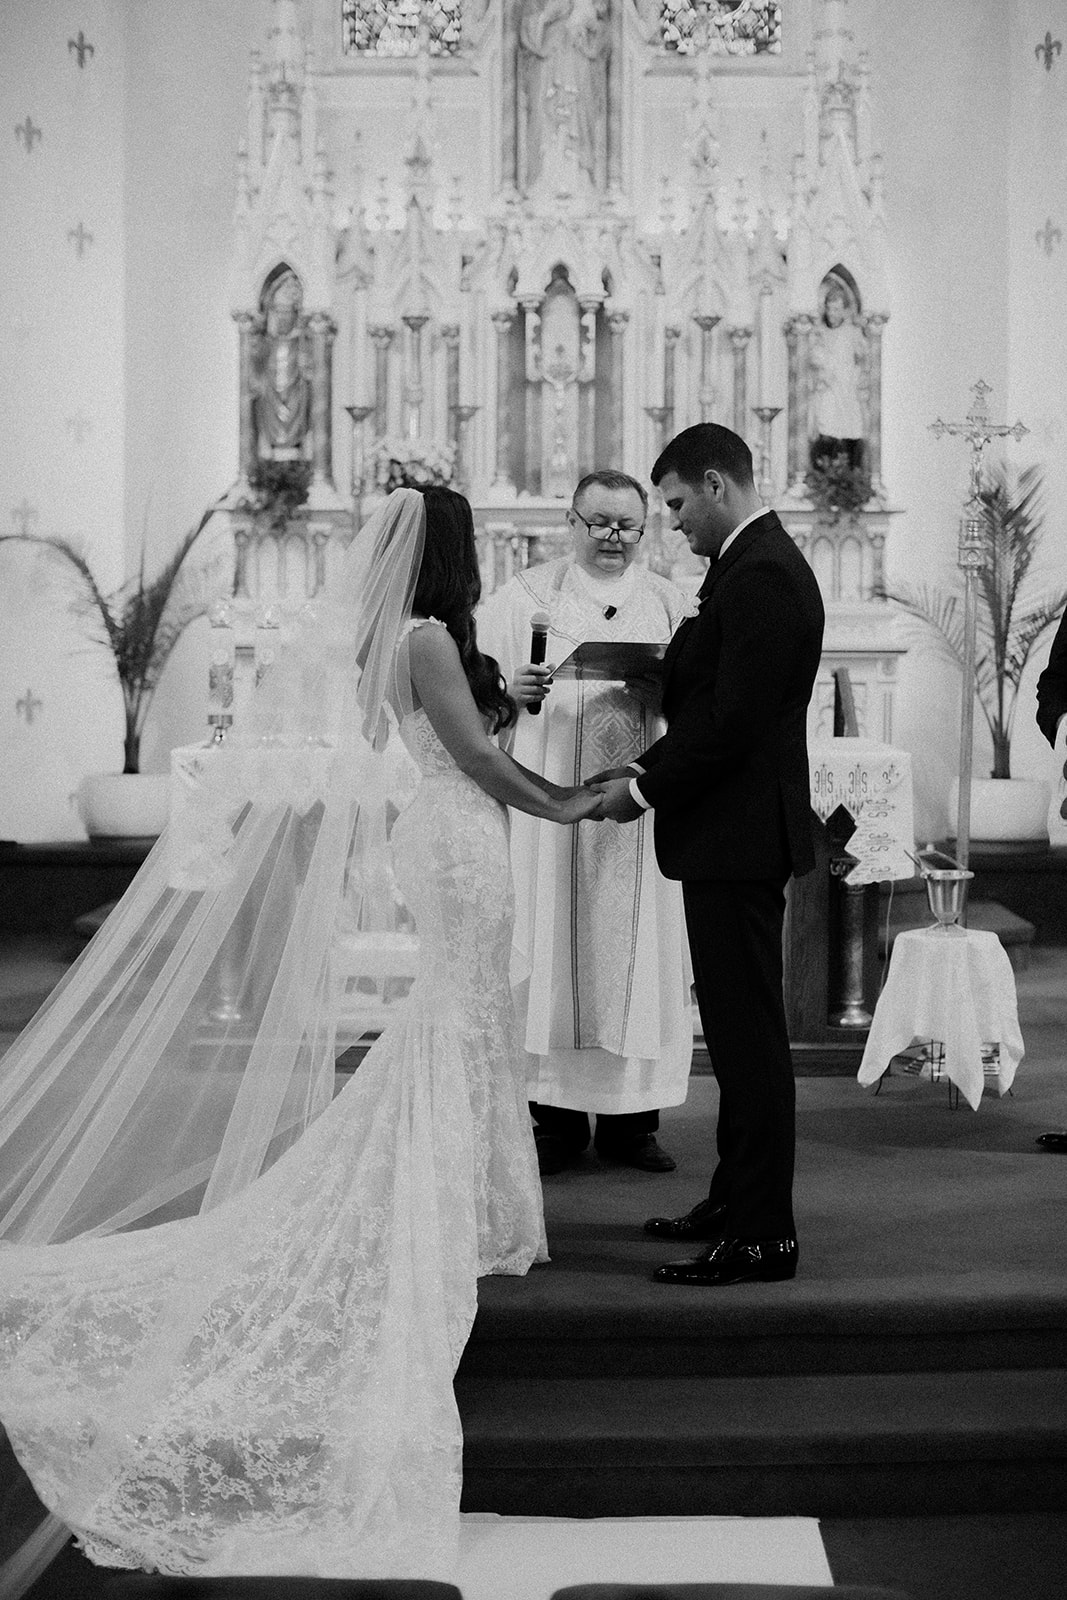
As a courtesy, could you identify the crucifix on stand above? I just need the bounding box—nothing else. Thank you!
[929,379,1029,878]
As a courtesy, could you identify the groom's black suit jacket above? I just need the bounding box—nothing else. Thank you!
[634,510,825,883]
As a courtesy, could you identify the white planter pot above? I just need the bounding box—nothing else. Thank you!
[948,777,1051,844]
[80,773,171,841]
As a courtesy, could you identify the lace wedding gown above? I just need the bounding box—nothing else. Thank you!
[0,669,547,1578]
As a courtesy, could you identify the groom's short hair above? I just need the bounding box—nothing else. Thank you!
[651,424,755,489]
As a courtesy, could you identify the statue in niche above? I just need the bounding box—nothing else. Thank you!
[254,271,311,461]
[518,0,611,194]
[808,276,867,471]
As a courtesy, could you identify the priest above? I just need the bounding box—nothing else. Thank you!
[478,469,695,1175]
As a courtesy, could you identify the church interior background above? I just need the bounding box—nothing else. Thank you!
[1,0,1065,846]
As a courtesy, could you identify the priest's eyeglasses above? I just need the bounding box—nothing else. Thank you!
[570,508,645,545]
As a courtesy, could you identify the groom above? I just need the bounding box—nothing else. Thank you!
[590,424,824,1286]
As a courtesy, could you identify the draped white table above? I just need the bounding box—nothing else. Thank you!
[857,925,1023,1109]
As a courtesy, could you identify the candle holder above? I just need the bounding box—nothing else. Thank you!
[644,404,671,455]
[451,403,480,493]
[207,598,235,744]
[751,404,782,503]
[344,405,375,501]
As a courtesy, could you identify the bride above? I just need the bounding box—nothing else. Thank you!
[0,487,600,1582]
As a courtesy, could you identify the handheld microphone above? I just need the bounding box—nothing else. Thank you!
[527,609,551,715]
[604,605,617,620]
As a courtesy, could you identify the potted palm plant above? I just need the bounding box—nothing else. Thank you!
[880,461,1067,841]
[1,498,229,838]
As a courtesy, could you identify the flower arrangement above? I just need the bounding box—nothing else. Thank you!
[879,462,1067,779]
[237,459,313,532]
[369,436,456,493]
[0,498,229,774]
[805,451,873,523]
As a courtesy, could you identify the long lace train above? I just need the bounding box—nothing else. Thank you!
[0,705,546,1578]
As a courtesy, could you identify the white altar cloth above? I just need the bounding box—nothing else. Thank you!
[808,737,914,885]
[857,926,1023,1109]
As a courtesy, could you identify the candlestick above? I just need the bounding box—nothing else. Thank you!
[751,404,782,503]
[207,598,235,741]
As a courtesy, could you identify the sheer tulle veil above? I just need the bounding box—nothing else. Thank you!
[0,487,427,1247]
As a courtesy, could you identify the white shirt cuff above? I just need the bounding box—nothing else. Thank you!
[628,775,652,810]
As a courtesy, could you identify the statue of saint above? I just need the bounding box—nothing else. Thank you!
[254,272,310,460]
[518,0,611,194]
[809,279,867,469]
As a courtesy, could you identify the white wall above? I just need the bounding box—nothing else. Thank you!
[0,0,129,837]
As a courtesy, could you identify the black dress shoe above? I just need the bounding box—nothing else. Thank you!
[652,1236,798,1286]
[643,1198,726,1241]
[1036,1130,1067,1152]
[599,1134,676,1172]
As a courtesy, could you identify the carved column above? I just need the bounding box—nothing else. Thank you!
[608,310,629,466]
[785,316,801,486]
[234,312,260,483]
[729,326,753,436]
[578,298,600,477]
[441,323,461,452]
[521,300,542,497]
[664,325,681,438]
[693,314,720,423]
[402,313,428,439]
[307,312,336,492]
[793,313,815,490]
[607,2,623,196]
[501,0,519,193]
[863,313,888,498]
[368,325,394,440]
[491,308,516,492]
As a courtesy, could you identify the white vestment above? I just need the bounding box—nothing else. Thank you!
[478,557,694,1115]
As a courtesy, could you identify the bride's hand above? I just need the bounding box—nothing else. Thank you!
[555,787,604,824]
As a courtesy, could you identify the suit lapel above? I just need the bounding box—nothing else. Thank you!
[698,510,780,603]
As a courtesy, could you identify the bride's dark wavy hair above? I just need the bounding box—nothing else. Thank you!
[414,487,516,733]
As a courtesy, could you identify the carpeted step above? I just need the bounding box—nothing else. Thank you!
[459,1276,1067,1381]
[457,1368,1067,1520]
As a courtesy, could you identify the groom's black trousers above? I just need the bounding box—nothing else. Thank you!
[682,876,796,1242]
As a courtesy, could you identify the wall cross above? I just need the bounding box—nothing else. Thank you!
[16,689,43,726]
[15,117,42,152]
[66,413,92,443]
[10,499,38,535]
[69,31,95,67]
[68,221,94,257]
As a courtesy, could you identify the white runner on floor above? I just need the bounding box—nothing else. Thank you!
[457,1515,832,1599]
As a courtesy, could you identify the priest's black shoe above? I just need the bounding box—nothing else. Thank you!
[643,1197,726,1241]
[652,1236,798,1286]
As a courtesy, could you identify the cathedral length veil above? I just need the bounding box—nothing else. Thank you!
[0,487,508,1581]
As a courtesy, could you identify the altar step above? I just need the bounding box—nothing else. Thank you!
[456,1367,1067,1520]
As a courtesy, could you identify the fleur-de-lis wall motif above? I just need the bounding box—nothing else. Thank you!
[68,221,94,257]
[68,31,94,68]
[1036,218,1063,256]
[15,689,43,726]
[14,117,41,152]
[1036,31,1062,71]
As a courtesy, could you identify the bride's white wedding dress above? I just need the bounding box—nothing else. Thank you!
[0,649,547,1579]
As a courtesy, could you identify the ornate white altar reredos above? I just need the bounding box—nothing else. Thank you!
[228,0,903,739]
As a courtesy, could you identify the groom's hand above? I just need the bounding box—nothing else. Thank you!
[583,763,637,787]
[590,775,643,824]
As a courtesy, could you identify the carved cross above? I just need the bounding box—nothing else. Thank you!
[1036,218,1062,256]
[66,413,92,443]
[68,31,95,67]
[1036,31,1062,71]
[10,499,38,535]
[16,689,43,726]
[14,117,42,152]
[68,221,94,257]
[929,379,1029,513]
